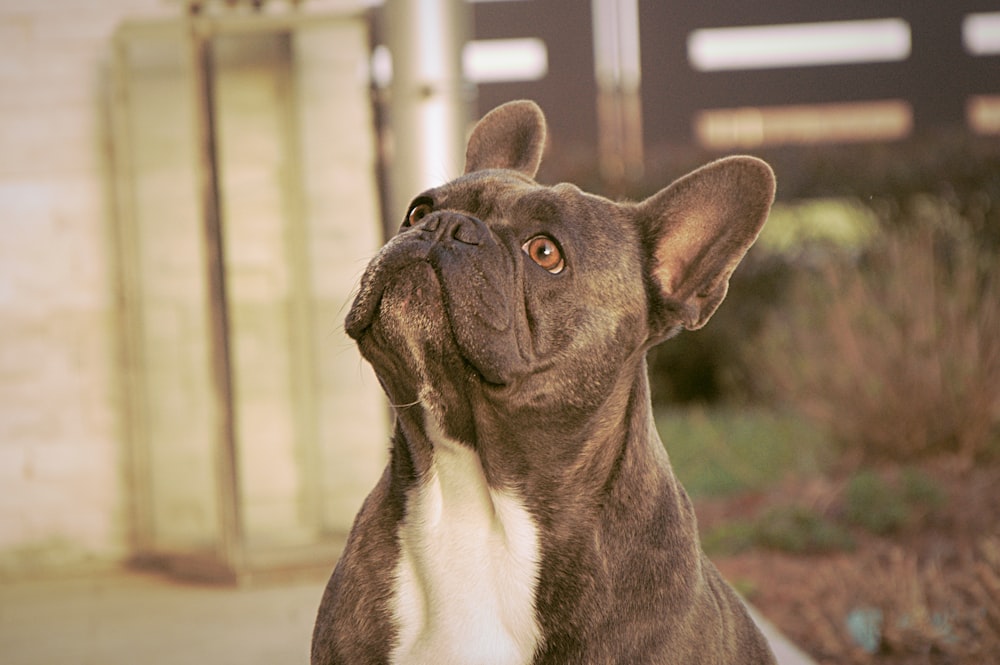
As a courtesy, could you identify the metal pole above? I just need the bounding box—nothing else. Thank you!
[189,12,246,580]
[592,0,644,188]
[385,0,471,229]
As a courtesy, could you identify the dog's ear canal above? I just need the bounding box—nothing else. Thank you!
[464,100,547,178]
[641,156,776,333]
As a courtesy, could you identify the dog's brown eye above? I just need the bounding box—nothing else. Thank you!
[522,235,564,274]
[406,202,433,227]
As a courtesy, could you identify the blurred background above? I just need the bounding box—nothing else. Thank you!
[1,0,997,663]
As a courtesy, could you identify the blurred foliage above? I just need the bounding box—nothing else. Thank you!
[700,465,949,557]
[843,470,915,536]
[754,505,856,555]
[790,539,1000,664]
[751,215,1000,464]
[843,468,947,536]
[757,198,877,252]
[632,134,1000,428]
[703,505,855,556]
[654,407,829,498]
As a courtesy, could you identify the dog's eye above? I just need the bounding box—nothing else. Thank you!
[522,235,565,274]
[405,202,433,227]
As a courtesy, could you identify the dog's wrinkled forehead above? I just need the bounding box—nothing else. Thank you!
[414,170,540,223]
[410,171,630,259]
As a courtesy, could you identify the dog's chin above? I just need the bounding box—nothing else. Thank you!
[344,255,510,388]
[347,261,510,396]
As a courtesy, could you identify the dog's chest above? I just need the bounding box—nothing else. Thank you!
[390,425,541,665]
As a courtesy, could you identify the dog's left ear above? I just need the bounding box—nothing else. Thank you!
[640,156,775,333]
[464,100,547,178]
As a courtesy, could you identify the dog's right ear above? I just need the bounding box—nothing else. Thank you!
[464,100,547,178]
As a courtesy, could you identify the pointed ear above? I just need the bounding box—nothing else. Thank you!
[642,156,775,332]
[464,100,547,177]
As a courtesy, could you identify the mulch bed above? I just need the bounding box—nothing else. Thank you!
[696,461,1000,664]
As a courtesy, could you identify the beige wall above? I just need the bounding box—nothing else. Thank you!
[0,1,387,575]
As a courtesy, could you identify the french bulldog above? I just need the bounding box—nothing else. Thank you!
[312,100,777,664]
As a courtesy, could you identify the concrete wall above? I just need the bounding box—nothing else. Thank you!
[0,0,387,575]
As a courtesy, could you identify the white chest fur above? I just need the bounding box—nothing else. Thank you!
[390,422,542,665]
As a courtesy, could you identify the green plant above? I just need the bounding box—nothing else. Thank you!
[701,520,759,556]
[702,505,855,556]
[900,467,947,512]
[754,505,856,555]
[843,467,947,536]
[656,407,829,498]
[843,470,910,535]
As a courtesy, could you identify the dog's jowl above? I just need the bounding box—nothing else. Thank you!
[312,100,777,664]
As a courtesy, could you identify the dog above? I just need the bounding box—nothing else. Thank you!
[312,100,777,664]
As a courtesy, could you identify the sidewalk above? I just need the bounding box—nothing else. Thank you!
[748,603,819,665]
[0,570,321,665]
[0,568,815,665]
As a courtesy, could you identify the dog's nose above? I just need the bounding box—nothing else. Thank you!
[418,212,483,246]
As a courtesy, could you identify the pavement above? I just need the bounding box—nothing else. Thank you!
[0,567,816,665]
[747,604,819,665]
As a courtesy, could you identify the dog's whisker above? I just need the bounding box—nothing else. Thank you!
[388,398,422,411]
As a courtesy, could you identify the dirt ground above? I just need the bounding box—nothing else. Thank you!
[698,460,1000,665]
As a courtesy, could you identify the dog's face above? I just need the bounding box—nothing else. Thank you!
[345,101,774,451]
[346,167,648,430]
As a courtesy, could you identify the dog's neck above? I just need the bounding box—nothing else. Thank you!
[384,360,692,664]
[389,355,681,533]
[389,415,543,665]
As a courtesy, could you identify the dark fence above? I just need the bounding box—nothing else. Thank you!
[466,1,999,163]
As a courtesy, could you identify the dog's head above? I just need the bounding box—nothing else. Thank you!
[346,101,774,440]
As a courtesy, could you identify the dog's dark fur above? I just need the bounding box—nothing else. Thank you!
[312,100,777,664]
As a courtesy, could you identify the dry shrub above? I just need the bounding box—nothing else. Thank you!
[789,538,1000,664]
[754,207,1000,464]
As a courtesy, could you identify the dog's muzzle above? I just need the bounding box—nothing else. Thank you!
[345,211,528,386]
